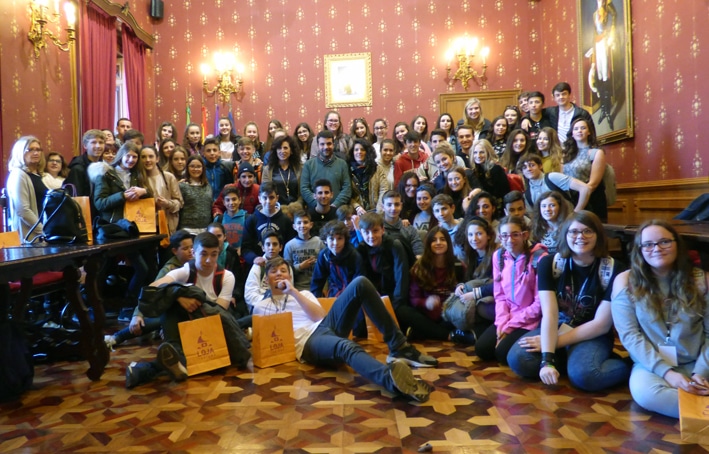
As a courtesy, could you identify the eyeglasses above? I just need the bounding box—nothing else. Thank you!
[567,228,596,238]
[498,232,524,240]
[47,159,63,164]
[326,119,339,124]
[27,148,43,153]
[640,239,675,252]
[373,126,387,131]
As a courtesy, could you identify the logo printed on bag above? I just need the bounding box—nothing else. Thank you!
[133,207,149,224]
[269,327,285,352]
[196,332,216,358]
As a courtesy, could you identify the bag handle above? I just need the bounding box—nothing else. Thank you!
[62,183,78,197]
[24,190,70,244]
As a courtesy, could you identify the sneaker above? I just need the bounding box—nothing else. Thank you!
[156,343,188,382]
[104,335,116,350]
[117,307,133,323]
[388,359,433,402]
[387,344,438,368]
[450,329,476,345]
[125,361,157,389]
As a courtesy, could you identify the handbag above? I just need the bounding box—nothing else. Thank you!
[25,187,88,244]
[441,293,477,332]
[252,312,296,368]
[124,197,156,233]
[178,312,231,376]
[678,388,709,444]
[94,218,140,243]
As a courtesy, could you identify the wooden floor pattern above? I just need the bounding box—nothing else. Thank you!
[1,333,707,453]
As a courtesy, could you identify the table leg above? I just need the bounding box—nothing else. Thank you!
[64,261,109,381]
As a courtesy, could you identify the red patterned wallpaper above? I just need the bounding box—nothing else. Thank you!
[541,0,708,182]
[0,0,75,176]
[0,0,155,179]
[151,0,709,184]
[151,0,545,145]
[2,0,707,186]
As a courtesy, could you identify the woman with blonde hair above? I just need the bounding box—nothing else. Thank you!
[6,136,47,242]
[456,97,491,143]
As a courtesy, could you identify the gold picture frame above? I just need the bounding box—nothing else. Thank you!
[577,0,634,144]
[324,53,372,108]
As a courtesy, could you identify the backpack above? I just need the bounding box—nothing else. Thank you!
[496,245,546,277]
[589,149,617,206]
[187,260,225,297]
[524,173,573,207]
[25,187,89,244]
[551,253,614,291]
[603,164,617,206]
[0,321,34,402]
[506,172,525,192]
[674,194,709,221]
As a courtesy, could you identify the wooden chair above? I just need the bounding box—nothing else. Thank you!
[1,231,66,322]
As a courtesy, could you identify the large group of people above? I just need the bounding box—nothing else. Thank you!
[6,82,708,414]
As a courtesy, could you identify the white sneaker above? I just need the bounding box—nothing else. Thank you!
[104,335,116,350]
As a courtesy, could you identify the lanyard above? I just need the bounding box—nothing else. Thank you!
[661,297,677,345]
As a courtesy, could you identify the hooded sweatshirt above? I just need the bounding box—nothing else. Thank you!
[240,202,295,266]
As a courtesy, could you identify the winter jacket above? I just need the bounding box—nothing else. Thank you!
[492,244,547,334]
[310,242,363,297]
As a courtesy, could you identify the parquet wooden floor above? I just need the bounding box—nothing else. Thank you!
[1,334,707,453]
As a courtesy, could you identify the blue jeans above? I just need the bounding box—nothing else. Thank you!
[507,328,629,392]
[113,316,162,344]
[302,277,407,393]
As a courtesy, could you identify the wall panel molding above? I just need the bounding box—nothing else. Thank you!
[608,177,709,225]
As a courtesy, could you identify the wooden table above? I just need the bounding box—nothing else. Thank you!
[605,221,709,267]
[0,235,165,381]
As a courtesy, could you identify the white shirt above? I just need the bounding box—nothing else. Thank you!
[164,262,235,303]
[251,290,322,360]
[557,105,575,143]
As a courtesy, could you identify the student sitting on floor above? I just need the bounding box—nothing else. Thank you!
[105,230,194,350]
[311,220,363,299]
[125,232,239,389]
[245,229,293,307]
[253,257,436,402]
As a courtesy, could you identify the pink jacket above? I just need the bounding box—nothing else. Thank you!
[492,244,546,334]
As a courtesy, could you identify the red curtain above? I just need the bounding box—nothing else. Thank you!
[79,2,116,137]
[122,26,146,135]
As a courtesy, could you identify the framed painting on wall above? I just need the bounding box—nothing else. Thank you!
[324,53,372,108]
[577,0,634,144]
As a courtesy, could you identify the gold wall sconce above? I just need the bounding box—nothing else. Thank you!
[27,0,77,59]
[201,51,244,104]
[446,37,489,91]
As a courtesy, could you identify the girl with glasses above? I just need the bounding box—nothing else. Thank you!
[611,220,709,417]
[309,111,352,160]
[42,152,68,190]
[371,118,388,156]
[508,210,630,392]
[476,216,546,363]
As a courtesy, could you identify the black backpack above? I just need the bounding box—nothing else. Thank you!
[25,187,89,244]
[0,321,34,402]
